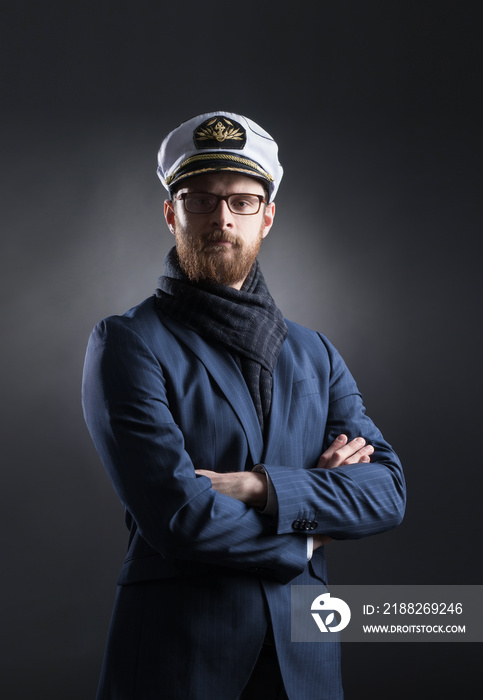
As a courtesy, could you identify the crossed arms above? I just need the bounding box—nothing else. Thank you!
[82,310,405,583]
[196,434,374,550]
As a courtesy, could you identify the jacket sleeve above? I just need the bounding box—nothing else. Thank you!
[81,317,307,583]
[262,334,406,539]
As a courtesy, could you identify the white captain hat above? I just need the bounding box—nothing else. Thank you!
[157,111,283,202]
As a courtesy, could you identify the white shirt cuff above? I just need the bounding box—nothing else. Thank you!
[306,535,314,561]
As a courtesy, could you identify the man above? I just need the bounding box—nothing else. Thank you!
[82,111,406,700]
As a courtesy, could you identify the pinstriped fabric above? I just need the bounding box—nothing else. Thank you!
[82,295,405,700]
[83,307,307,577]
[262,325,405,541]
[97,575,268,700]
[262,567,344,700]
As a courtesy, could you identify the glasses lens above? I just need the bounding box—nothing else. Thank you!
[183,194,218,213]
[227,194,262,215]
[182,193,263,214]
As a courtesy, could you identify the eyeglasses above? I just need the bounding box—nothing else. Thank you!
[175,192,266,215]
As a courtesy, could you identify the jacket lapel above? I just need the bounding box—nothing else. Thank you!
[160,316,265,463]
[262,342,294,463]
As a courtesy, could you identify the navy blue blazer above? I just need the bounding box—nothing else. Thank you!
[82,296,405,700]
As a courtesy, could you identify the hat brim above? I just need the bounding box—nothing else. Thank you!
[164,153,274,191]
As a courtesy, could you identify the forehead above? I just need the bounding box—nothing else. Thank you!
[176,171,266,195]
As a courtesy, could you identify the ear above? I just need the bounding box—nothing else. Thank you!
[261,202,275,239]
[164,199,176,236]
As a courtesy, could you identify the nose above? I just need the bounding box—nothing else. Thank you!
[209,198,235,228]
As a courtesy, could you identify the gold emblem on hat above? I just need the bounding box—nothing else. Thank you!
[196,118,244,143]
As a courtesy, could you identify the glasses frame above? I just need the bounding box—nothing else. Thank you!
[175,191,266,216]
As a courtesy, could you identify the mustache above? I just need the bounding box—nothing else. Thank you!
[202,230,240,246]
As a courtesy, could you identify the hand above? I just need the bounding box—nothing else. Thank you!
[195,469,267,509]
[313,435,374,549]
[313,534,332,548]
[316,434,374,469]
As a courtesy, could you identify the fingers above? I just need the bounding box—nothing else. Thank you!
[317,434,374,469]
[317,434,348,467]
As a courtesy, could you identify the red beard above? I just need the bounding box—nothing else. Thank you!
[175,227,263,287]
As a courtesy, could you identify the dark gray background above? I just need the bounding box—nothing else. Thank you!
[2,2,481,698]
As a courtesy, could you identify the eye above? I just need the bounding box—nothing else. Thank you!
[233,198,250,208]
[184,193,217,212]
[189,195,211,206]
[229,195,259,213]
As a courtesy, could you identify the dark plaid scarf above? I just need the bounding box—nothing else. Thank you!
[155,247,287,431]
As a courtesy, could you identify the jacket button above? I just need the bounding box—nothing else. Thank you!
[292,519,301,530]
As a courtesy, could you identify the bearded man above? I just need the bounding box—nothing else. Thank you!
[82,111,406,700]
